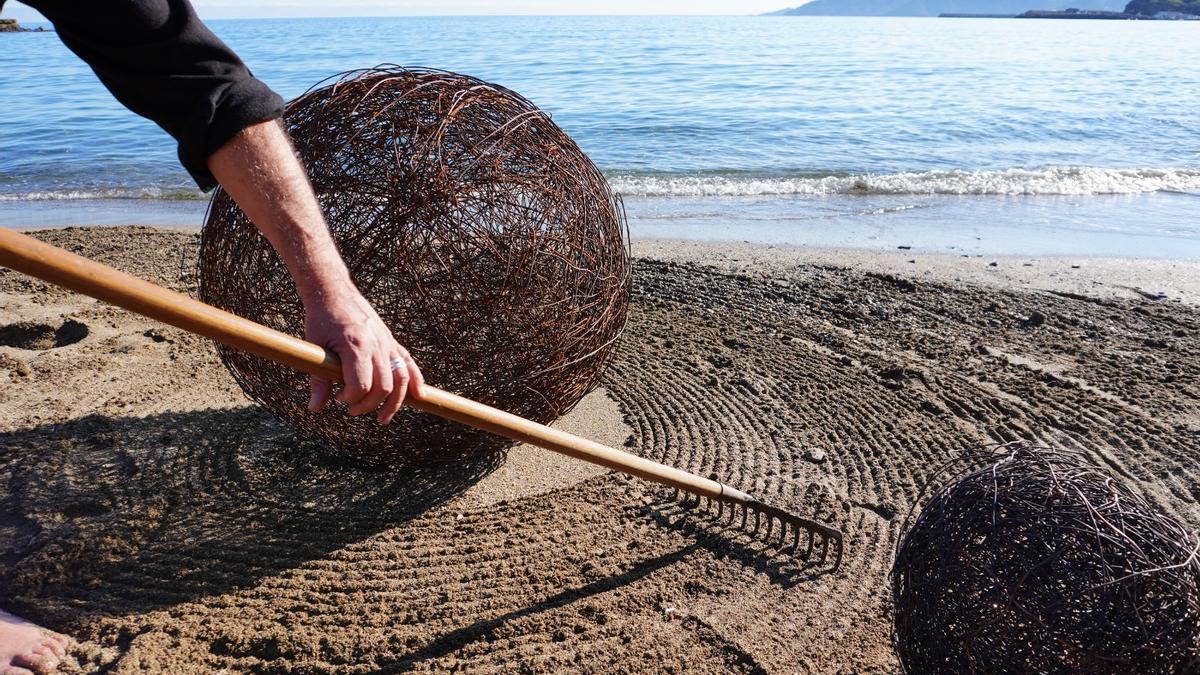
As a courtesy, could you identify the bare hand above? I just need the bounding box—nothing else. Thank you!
[303,284,424,425]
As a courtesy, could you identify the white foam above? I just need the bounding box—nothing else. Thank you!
[5,167,1199,202]
[0,187,206,201]
[609,167,1200,198]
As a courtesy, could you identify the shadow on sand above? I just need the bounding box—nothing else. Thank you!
[0,406,503,627]
[1,405,839,671]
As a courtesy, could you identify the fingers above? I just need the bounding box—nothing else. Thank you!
[307,324,421,423]
[308,375,332,412]
[378,352,409,425]
[334,337,378,413]
[344,350,392,417]
[318,345,420,423]
[406,351,426,400]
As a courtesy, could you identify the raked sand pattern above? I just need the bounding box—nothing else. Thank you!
[1,228,1197,672]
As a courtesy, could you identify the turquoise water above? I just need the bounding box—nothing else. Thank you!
[2,16,1199,256]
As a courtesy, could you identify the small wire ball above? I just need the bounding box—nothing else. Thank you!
[200,67,631,463]
[891,444,1200,674]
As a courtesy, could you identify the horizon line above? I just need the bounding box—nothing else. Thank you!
[3,13,976,22]
[7,13,782,20]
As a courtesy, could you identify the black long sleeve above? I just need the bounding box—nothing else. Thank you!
[14,0,284,190]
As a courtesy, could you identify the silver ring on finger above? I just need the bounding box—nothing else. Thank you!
[389,357,407,372]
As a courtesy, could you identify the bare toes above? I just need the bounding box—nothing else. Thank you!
[39,635,67,659]
[12,651,57,675]
[33,645,62,669]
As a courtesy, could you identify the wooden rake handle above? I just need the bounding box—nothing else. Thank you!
[0,227,746,502]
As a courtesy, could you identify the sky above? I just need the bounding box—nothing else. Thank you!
[3,1,801,21]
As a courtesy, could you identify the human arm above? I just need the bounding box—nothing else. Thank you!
[207,120,424,423]
[23,0,423,422]
[20,0,282,189]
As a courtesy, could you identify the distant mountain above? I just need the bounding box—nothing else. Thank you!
[769,0,1127,16]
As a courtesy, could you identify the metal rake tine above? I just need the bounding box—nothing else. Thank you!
[654,477,841,566]
[742,499,845,567]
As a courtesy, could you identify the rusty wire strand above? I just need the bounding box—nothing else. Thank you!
[200,66,631,464]
[891,443,1200,674]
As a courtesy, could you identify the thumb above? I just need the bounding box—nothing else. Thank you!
[309,376,332,411]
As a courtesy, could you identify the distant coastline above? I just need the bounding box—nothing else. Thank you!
[1014,8,1199,18]
[0,18,48,32]
[1018,9,1135,18]
[940,9,1200,18]
[768,0,1199,18]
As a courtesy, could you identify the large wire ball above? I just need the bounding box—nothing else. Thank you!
[891,444,1200,674]
[200,67,631,464]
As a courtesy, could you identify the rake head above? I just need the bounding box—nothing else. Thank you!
[671,484,844,569]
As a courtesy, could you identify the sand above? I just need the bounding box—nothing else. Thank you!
[1,226,1197,673]
[633,239,1200,307]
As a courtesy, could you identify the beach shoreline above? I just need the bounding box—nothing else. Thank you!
[6,187,1200,262]
[2,226,1197,672]
[633,238,1200,306]
[8,223,1194,304]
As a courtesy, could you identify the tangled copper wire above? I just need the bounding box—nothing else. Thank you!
[891,444,1200,674]
[199,67,631,463]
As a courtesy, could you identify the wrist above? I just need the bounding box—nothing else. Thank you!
[297,263,356,308]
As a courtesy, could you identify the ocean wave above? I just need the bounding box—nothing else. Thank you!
[5,167,1199,202]
[608,167,1200,198]
[0,187,207,202]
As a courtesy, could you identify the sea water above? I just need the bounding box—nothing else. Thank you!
[1,15,1198,257]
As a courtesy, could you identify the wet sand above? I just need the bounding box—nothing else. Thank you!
[1,227,1198,673]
